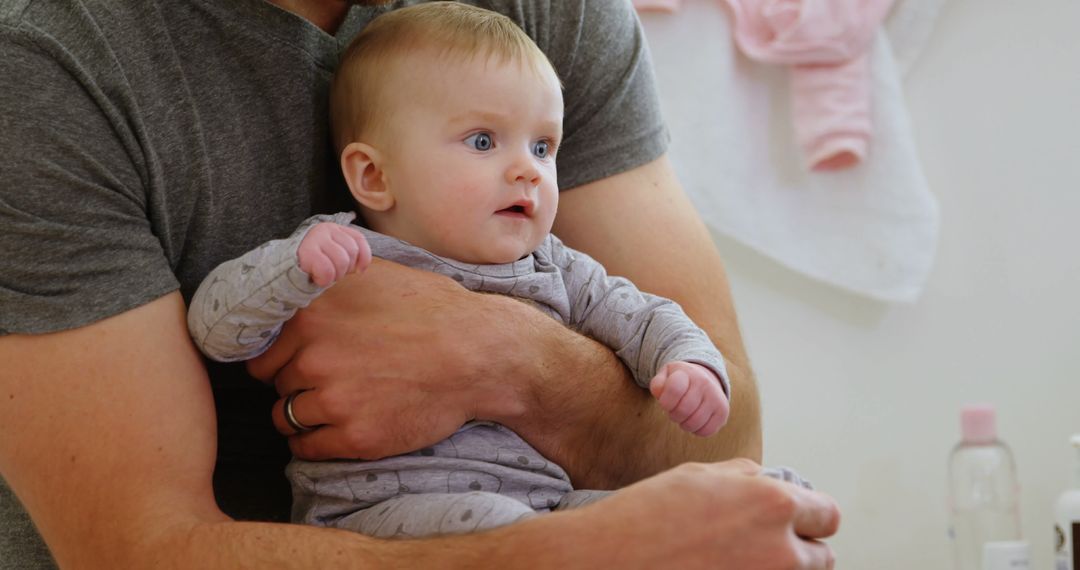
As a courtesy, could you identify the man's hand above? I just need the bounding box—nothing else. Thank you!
[297,222,371,287]
[247,258,540,461]
[649,361,730,437]
[549,459,840,570]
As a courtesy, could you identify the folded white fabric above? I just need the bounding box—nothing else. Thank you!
[638,0,941,302]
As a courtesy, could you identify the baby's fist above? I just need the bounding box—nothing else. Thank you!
[649,361,730,437]
[297,223,372,287]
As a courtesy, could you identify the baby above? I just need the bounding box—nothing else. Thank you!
[188,3,732,538]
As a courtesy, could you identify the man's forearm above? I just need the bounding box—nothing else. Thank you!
[493,300,760,489]
[160,504,631,570]
[155,520,446,569]
[520,154,764,488]
[0,295,431,570]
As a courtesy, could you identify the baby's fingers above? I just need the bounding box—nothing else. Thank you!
[326,228,360,273]
[654,369,689,412]
[317,239,354,284]
[667,372,704,424]
[648,367,670,399]
[693,382,730,436]
[329,226,372,274]
[693,411,727,437]
[306,253,337,287]
[680,402,713,434]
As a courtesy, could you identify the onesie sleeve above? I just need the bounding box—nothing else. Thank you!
[187,212,357,362]
[546,236,730,396]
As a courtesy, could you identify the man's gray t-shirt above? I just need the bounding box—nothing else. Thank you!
[0,0,667,565]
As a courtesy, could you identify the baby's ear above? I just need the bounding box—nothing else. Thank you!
[341,142,394,211]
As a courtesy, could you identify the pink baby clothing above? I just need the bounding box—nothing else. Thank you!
[723,0,895,170]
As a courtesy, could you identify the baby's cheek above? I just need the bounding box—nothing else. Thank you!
[535,197,559,234]
[424,189,470,221]
[430,216,468,245]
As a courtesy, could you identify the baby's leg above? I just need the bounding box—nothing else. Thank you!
[331,492,536,539]
[554,489,615,511]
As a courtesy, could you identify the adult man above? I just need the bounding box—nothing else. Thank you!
[0,0,839,568]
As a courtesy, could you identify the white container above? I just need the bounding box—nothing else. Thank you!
[982,540,1030,570]
[948,404,1022,570]
[1054,434,1080,570]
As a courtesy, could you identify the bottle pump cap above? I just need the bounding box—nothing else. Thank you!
[960,404,997,444]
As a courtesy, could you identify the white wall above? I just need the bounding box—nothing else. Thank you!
[664,0,1079,568]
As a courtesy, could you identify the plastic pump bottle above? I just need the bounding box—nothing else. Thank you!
[947,404,1023,570]
[1054,434,1080,570]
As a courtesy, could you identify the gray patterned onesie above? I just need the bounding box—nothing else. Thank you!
[187,212,733,538]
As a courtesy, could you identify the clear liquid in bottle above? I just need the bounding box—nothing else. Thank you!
[947,404,1022,570]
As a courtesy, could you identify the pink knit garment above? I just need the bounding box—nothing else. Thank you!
[723,0,894,170]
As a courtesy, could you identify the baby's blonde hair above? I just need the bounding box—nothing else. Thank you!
[330,2,558,154]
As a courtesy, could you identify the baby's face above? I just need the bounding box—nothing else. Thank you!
[376,52,563,264]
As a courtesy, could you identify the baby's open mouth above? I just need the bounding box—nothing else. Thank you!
[497,200,532,218]
[496,204,531,214]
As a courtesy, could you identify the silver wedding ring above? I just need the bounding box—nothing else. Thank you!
[284,389,317,434]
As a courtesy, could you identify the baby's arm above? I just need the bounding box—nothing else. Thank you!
[546,236,731,437]
[187,212,369,362]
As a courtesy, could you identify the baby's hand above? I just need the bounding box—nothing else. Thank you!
[649,362,730,437]
[297,223,372,287]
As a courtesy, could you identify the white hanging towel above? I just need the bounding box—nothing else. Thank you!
[638,0,942,303]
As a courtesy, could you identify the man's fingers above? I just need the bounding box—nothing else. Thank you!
[246,325,299,383]
[716,457,763,476]
[287,424,367,461]
[270,356,320,401]
[271,389,325,436]
[792,487,842,540]
[795,538,836,570]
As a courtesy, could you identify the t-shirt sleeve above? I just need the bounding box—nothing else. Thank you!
[0,27,178,335]
[539,0,670,190]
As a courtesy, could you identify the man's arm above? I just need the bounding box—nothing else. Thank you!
[0,293,832,568]
[0,293,437,568]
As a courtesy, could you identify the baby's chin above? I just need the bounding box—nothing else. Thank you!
[426,233,547,265]
[461,251,532,265]
[453,243,539,265]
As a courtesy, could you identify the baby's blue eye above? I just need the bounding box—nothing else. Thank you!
[466,133,493,151]
[533,141,550,158]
